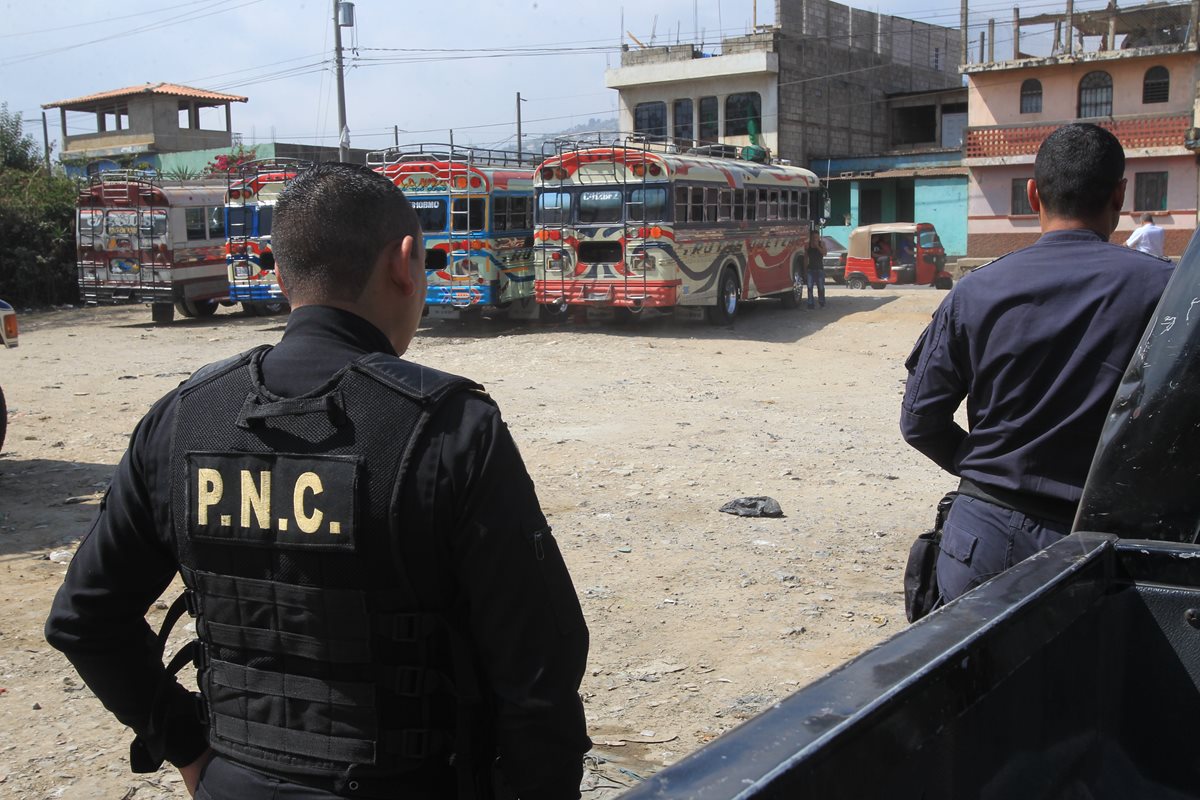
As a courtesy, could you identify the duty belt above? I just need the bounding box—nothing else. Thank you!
[956,477,1078,528]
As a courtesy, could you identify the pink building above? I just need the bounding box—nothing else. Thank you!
[963,2,1199,257]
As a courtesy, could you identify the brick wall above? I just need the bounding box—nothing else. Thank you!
[968,226,1194,258]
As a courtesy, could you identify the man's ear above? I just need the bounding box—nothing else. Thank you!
[1027,179,1041,214]
[1111,177,1127,212]
[386,235,419,296]
[275,264,290,299]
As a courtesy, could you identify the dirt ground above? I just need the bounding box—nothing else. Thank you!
[0,285,957,799]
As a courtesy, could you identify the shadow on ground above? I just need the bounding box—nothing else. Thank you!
[417,290,904,345]
[0,457,114,557]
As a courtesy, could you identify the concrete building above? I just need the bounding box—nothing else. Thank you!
[604,0,963,167]
[818,87,968,256]
[43,83,247,174]
[963,1,1200,257]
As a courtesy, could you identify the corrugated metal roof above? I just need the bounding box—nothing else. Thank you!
[43,83,248,109]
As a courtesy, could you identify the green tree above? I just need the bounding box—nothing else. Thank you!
[0,103,41,171]
[0,102,78,306]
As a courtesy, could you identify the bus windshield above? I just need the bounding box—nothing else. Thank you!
[106,210,138,235]
[140,210,168,237]
[579,190,623,224]
[411,198,448,232]
[537,191,573,225]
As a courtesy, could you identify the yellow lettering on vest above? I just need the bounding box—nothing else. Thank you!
[197,468,224,525]
[293,472,324,534]
[240,470,271,529]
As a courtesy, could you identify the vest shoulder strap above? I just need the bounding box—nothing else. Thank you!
[179,346,271,396]
[353,353,482,405]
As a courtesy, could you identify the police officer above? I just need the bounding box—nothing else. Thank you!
[46,162,591,799]
[901,123,1172,604]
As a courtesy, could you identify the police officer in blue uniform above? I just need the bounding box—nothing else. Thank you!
[46,163,591,799]
[901,123,1173,605]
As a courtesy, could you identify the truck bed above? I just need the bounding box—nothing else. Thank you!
[621,533,1200,799]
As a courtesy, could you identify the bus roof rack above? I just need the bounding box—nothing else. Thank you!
[542,132,776,164]
[366,143,539,169]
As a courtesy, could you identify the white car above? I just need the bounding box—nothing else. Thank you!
[1,299,18,453]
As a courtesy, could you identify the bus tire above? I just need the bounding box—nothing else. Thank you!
[846,275,867,291]
[781,256,805,309]
[706,267,740,326]
[614,306,643,325]
[0,385,6,454]
[152,302,175,323]
[176,299,218,318]
[249,301,289,316]
[539,302,570,323]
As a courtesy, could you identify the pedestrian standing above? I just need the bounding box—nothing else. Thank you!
[46,162,591,799]
[805,227,827,309]
[1124,211,1166,257]
[900,124,1172,605]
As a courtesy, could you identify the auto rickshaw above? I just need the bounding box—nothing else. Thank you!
[843,222,953,290]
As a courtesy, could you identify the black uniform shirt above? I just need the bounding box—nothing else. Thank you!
[901,229,1173,504]
[45,305,591,799]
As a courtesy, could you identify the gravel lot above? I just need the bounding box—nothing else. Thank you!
[0,284,956,798]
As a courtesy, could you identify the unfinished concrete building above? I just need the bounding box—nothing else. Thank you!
[605,0,964,166]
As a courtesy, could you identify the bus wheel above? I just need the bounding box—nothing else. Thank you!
[781,257,804,309]
[152,302,175,323]
[614,306,644,325]
[260,302,290,316]
[539,301,570,323]
[706,267,740,325]
[846,276,867,291]
[176,300,218,318]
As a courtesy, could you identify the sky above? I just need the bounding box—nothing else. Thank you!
[1,0,1118,159]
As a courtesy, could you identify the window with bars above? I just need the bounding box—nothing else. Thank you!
[634,102,667,139]
[1078,71,1113,118]
[724,92,762,137]
[1019,79,1042,114]
[699,96,718,143]
[673,98,694,142]
[1134,172,1168,211]
[1011,178,1034,215]
[1143,66,1169,104]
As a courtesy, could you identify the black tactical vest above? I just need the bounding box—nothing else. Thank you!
[169,346,483,797]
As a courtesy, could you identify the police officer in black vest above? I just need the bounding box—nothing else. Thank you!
[46,163,591,799]
[901,123,1173,605]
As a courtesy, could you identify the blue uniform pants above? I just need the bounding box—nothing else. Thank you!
[936,494,1071,604]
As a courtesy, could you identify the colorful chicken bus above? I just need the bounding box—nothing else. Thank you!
[533,136,827,324]
[369,144,539,321]
[224,159,309,316]
[76,171,230,323]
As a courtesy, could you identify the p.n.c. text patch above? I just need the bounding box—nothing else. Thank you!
[186,452,359,550]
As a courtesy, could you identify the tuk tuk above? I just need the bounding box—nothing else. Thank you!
[844,222,952,290]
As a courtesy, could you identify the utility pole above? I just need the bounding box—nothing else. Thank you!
[516,92,526,162]
[960,0,969,65]
[333,0,351,161]
[41,111,51,172]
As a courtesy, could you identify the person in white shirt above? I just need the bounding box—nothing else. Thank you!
[1124,212,1165,257]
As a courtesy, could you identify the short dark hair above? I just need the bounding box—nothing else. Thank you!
[1033,124,1125,219]
[272,162,420,302]
[1141,212,1154,224]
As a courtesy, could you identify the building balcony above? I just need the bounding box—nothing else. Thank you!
[966,114,1192,159]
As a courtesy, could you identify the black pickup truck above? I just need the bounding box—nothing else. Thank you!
[621,241,1200,800]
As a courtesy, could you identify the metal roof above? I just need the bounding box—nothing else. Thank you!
[43,83,248,110]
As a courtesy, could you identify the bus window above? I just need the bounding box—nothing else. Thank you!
[79,209,103,235]
[756,190,768,220]
[733,190,745,221]
[704,188,718,222]
[675,186,691,223]
[258,206,274,237]
[184,207,207,240]
[579,189,623,224]
[800,190,810,221]
[208,207,225,240]
[510,196,532,231]
[107,210,138,236]
[718,189,732,221]
[494,196,510,231]
[745,190,757,221]
[140,210,169,238]
[627,187,668,222]
[451,197,486,232]
[768,191,780,220]
[537,191,572,225]
[690,187,704,221]
[411,198,447,232]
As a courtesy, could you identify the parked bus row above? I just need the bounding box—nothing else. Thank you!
[72,136,950,324]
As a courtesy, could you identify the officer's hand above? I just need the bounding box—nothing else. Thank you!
[179,748,214,797]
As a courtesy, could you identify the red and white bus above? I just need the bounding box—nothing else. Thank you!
[76,171,230,323]
[533,137,826,324]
